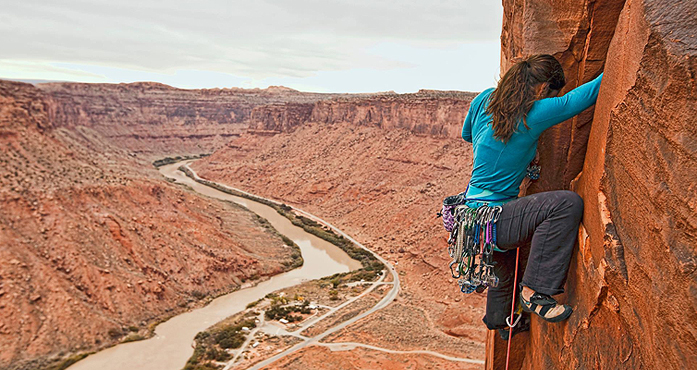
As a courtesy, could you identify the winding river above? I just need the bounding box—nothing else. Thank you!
[68,160,362,370]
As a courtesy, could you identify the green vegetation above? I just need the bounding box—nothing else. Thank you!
[152,154,210,168]
[318,264,384,289]
[183,343,222,370]
[121,333,146,343]
[246,298,263,309]
[265,300,312,322]
[184,316,257,370]
[44,353,93,370]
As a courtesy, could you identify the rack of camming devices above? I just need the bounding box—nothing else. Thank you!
[447,204,503,294]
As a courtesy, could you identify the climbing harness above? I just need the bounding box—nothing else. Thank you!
[442,199,503,294]
[438,158,541,368]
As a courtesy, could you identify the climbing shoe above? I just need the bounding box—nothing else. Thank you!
[520,291,573,323]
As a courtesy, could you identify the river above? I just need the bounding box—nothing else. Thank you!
[68,160,362,370]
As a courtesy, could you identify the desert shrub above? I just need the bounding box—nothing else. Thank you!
[191,290,206,300]
[206,347,231,362]
[107,328,123,339]
[246,298,263,309]
[265,301,311,321]
[214,327,245,349]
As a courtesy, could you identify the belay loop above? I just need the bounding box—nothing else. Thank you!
[442,198,503,295]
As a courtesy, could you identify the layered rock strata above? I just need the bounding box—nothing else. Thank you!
[0,80,298,370]
[38,82,338,159]
[247,102,315,133]
[309,90,477,138]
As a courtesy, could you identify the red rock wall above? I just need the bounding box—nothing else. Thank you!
[248,102,315,132]
[38,82,337,159]
[309,90,477,138]
[0,80,298,370]
[493,0,697,369]
[501,0,626,193]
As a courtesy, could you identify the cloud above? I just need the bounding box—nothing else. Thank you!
[0,0,502,91]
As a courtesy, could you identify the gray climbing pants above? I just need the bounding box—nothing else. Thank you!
[482,190,583,330]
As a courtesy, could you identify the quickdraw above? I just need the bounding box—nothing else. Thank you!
[447,204,503,294]
[526,163,541,180]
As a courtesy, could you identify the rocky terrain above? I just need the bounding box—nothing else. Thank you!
[190,106,488,365]
[0,80,301,370]
[38,82,342,160]
[190,1,697,368]
[3,1,695,367]
[308,90,477,138]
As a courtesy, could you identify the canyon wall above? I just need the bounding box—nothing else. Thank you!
[38,82,337,159]
[5,79,480,368]
[309,90,477,138]
[37,82,476,159]
[247,102,315,133]
[0,80,299,370]
[496,0,697,369]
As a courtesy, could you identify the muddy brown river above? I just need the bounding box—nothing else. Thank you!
[68,160,361,370]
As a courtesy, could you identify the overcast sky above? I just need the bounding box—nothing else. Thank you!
[0,1,503,93]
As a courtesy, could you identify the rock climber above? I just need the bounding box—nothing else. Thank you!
[460,54,603,336]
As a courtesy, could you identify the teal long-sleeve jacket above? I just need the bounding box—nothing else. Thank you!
[462,73,603,201]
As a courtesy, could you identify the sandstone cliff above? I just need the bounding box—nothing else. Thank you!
[495,0,697,369]
[0,80,299,370]
[309,90,477,138]
[37,82,339,159]
[501,0,626,193]
[247,102,315,133]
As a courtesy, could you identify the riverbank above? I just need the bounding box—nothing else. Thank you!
[177,164,384,274]
[64,161,362,370]
[189,123,488,364]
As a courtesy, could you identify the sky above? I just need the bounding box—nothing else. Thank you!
[0,1,503,93]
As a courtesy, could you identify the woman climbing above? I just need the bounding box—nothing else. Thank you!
[460,54,603,334]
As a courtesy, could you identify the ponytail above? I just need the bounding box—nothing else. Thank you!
[485,54,565,142]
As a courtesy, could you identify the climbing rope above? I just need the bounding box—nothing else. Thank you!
[505,248,521,370]
[441,156,541,368]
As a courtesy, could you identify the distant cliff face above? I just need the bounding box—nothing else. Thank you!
[37,82,475,159]
[247,102,315,133]
[0,81,297,370]
[494,1,697,369]
[309,90,477,138]
[38,82,337,159]
[245,90,477,138]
